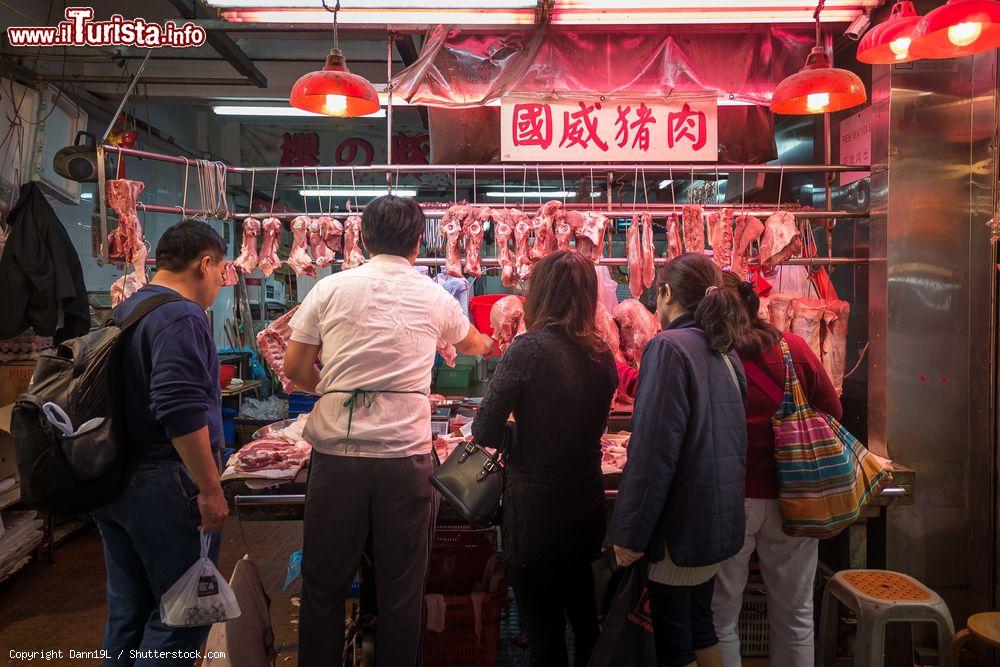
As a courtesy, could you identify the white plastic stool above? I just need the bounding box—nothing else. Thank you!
[818,569,955,667]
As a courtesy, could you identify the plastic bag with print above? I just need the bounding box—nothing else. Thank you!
[161,531,241,627]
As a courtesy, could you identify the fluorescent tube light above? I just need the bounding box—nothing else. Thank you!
[207,0,533,6]
[213,105,385,118]
[300,189,418,197]
[658,179,673,189]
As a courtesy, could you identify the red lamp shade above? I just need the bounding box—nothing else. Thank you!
[910,0,1000,59]
[771,46,867,115]
[289,49,380,117]
[857,1,923,64]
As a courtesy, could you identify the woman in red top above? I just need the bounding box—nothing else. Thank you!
[712,274,842,667]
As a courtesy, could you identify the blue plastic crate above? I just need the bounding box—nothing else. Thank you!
[288,392,320,417]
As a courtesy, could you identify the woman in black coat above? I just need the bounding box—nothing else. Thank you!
[471,250,618,667]
[612,253,750,667]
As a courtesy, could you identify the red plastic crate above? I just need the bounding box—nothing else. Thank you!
[422,591,505,667]
[425,528,497,596]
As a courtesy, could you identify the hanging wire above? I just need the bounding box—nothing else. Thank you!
[501,165,507,208]
[668,166,676,206]
[350,166,358,212]
[247,168,255,215]
[777,165,785,211]
[301,167,309,216]
[590,166,595,211]
[269,167,279,215]
[180,157,189,217]
[328,168,336,215]
[321,0,342,51]
[453,167,458,203]
[521,166,528,209]
[471,166,477,204]
[814,0,826,46]
[560,166,566,205]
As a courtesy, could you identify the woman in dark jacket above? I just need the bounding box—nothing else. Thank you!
[712,273,842,667]
[472,250,618,667]
[612,253,750,667]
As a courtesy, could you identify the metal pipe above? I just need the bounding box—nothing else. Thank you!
[234,495,305,507]
[101,146,869,174]
[100,50,153,145]
[221,206,868,220]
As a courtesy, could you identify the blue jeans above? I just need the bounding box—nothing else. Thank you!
[91,461,222,667]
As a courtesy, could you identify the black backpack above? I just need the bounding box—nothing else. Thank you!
[11,293,182,516]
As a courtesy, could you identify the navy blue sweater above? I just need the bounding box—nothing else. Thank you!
[113,285,223,463]
[612,313,748,567]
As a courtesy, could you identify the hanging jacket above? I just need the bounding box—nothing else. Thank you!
[0,182,90,343]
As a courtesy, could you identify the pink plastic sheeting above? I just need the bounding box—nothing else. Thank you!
[391,25,815,108]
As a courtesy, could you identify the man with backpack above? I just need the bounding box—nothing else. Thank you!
[91,219,229,662]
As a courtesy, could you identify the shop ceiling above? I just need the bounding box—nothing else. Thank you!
[0,1,878,105]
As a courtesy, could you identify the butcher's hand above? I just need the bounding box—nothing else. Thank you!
[614,545,644,568]
[198,488,229,533]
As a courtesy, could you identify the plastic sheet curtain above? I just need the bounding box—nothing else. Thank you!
[390,25,817,107]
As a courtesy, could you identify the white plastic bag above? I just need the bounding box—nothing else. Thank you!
[160,532,241,627]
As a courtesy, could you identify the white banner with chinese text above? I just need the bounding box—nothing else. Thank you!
[500,98,718,162]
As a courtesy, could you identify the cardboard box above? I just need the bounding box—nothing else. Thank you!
[0,364,34,407]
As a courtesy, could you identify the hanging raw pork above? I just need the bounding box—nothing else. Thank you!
[257,306,299,394]
[530,200,561,261]
[767,292,795,332]
[440,204,468,277]
[492,209,517,287]
[759,211,799,270]
[575,212,609,262]
[222,262,239,287]
[106,178,149,306]
[626,213,655,298]
[342,215,367,269]
[613,299,660,367]
[789,298,826,360]
[666,213,683,261]
[310,215,341,269]
[234,218,262,274]
[463,207,487,278]
[490,295,526,354]
[288,215,316,277]
[681,205,705,254]
[708,208,734,268]
[512,209,533,281]
[731,215,765,278]
[257,217,284,277]
[823,300,851,396]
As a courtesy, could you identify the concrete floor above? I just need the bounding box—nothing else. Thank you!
[0,517,304,666]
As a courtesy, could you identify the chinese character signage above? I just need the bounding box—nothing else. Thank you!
[501,98,718,162]
[838,107,871,186]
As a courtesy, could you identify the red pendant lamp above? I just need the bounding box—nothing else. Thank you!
[772,3,867,115]
[857,1,923,64]
[909,0,1000,59]
[289,0,380,117]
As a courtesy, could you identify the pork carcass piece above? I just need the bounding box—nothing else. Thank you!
[437,340,458,367]
[492,209,517,287]
[760,211,799,269]
[681,205,705,254]
[110,272,145,307]
[288,215,316,277]
[463,207,487,278]
[257,306,300,394]
[613,299,660,366]
[767,292,795,332]
[666,213,683,261]
[708,208,734,268]
[731,215,765,278]
[530,200,561,261]
[234,217,262,274]
[556,210,584,251]
[822,300,851,395]
[757,296,771,325]
[222,261,239,287]
[575,212,609,262]
[310,215,341,269]
[641,212,655,289]
[790,298,827,359]
[439,204,468,277]
[257,217,284,277]
[627,213,644,298]
[342,215,367,270]
[595,301,623,362]
[106,179,147,273]
[234,439,312,473]
[490,295,526,354]
[512,209,533,281]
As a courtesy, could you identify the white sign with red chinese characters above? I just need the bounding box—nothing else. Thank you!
[500,98,718,162]
[839,107,871,186]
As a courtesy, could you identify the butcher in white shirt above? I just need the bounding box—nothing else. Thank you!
[283,195,493,666]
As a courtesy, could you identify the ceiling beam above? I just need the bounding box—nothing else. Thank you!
[166,0,268,88]
[392,34,427,130]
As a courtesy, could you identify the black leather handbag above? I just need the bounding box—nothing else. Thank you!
[430,441,504,525]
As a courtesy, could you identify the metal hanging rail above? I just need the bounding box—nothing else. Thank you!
[102,145,868,175]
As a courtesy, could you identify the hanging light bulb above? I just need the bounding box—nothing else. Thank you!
[910,0,1000,59]
[857,1,923,64]
[289,0,380,117]
[772,2,867,115]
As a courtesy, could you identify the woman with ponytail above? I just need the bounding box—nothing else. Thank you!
[711,272,841,667]
[612,253,750,667]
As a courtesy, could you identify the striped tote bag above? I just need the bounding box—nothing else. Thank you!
[770,339,892,538]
